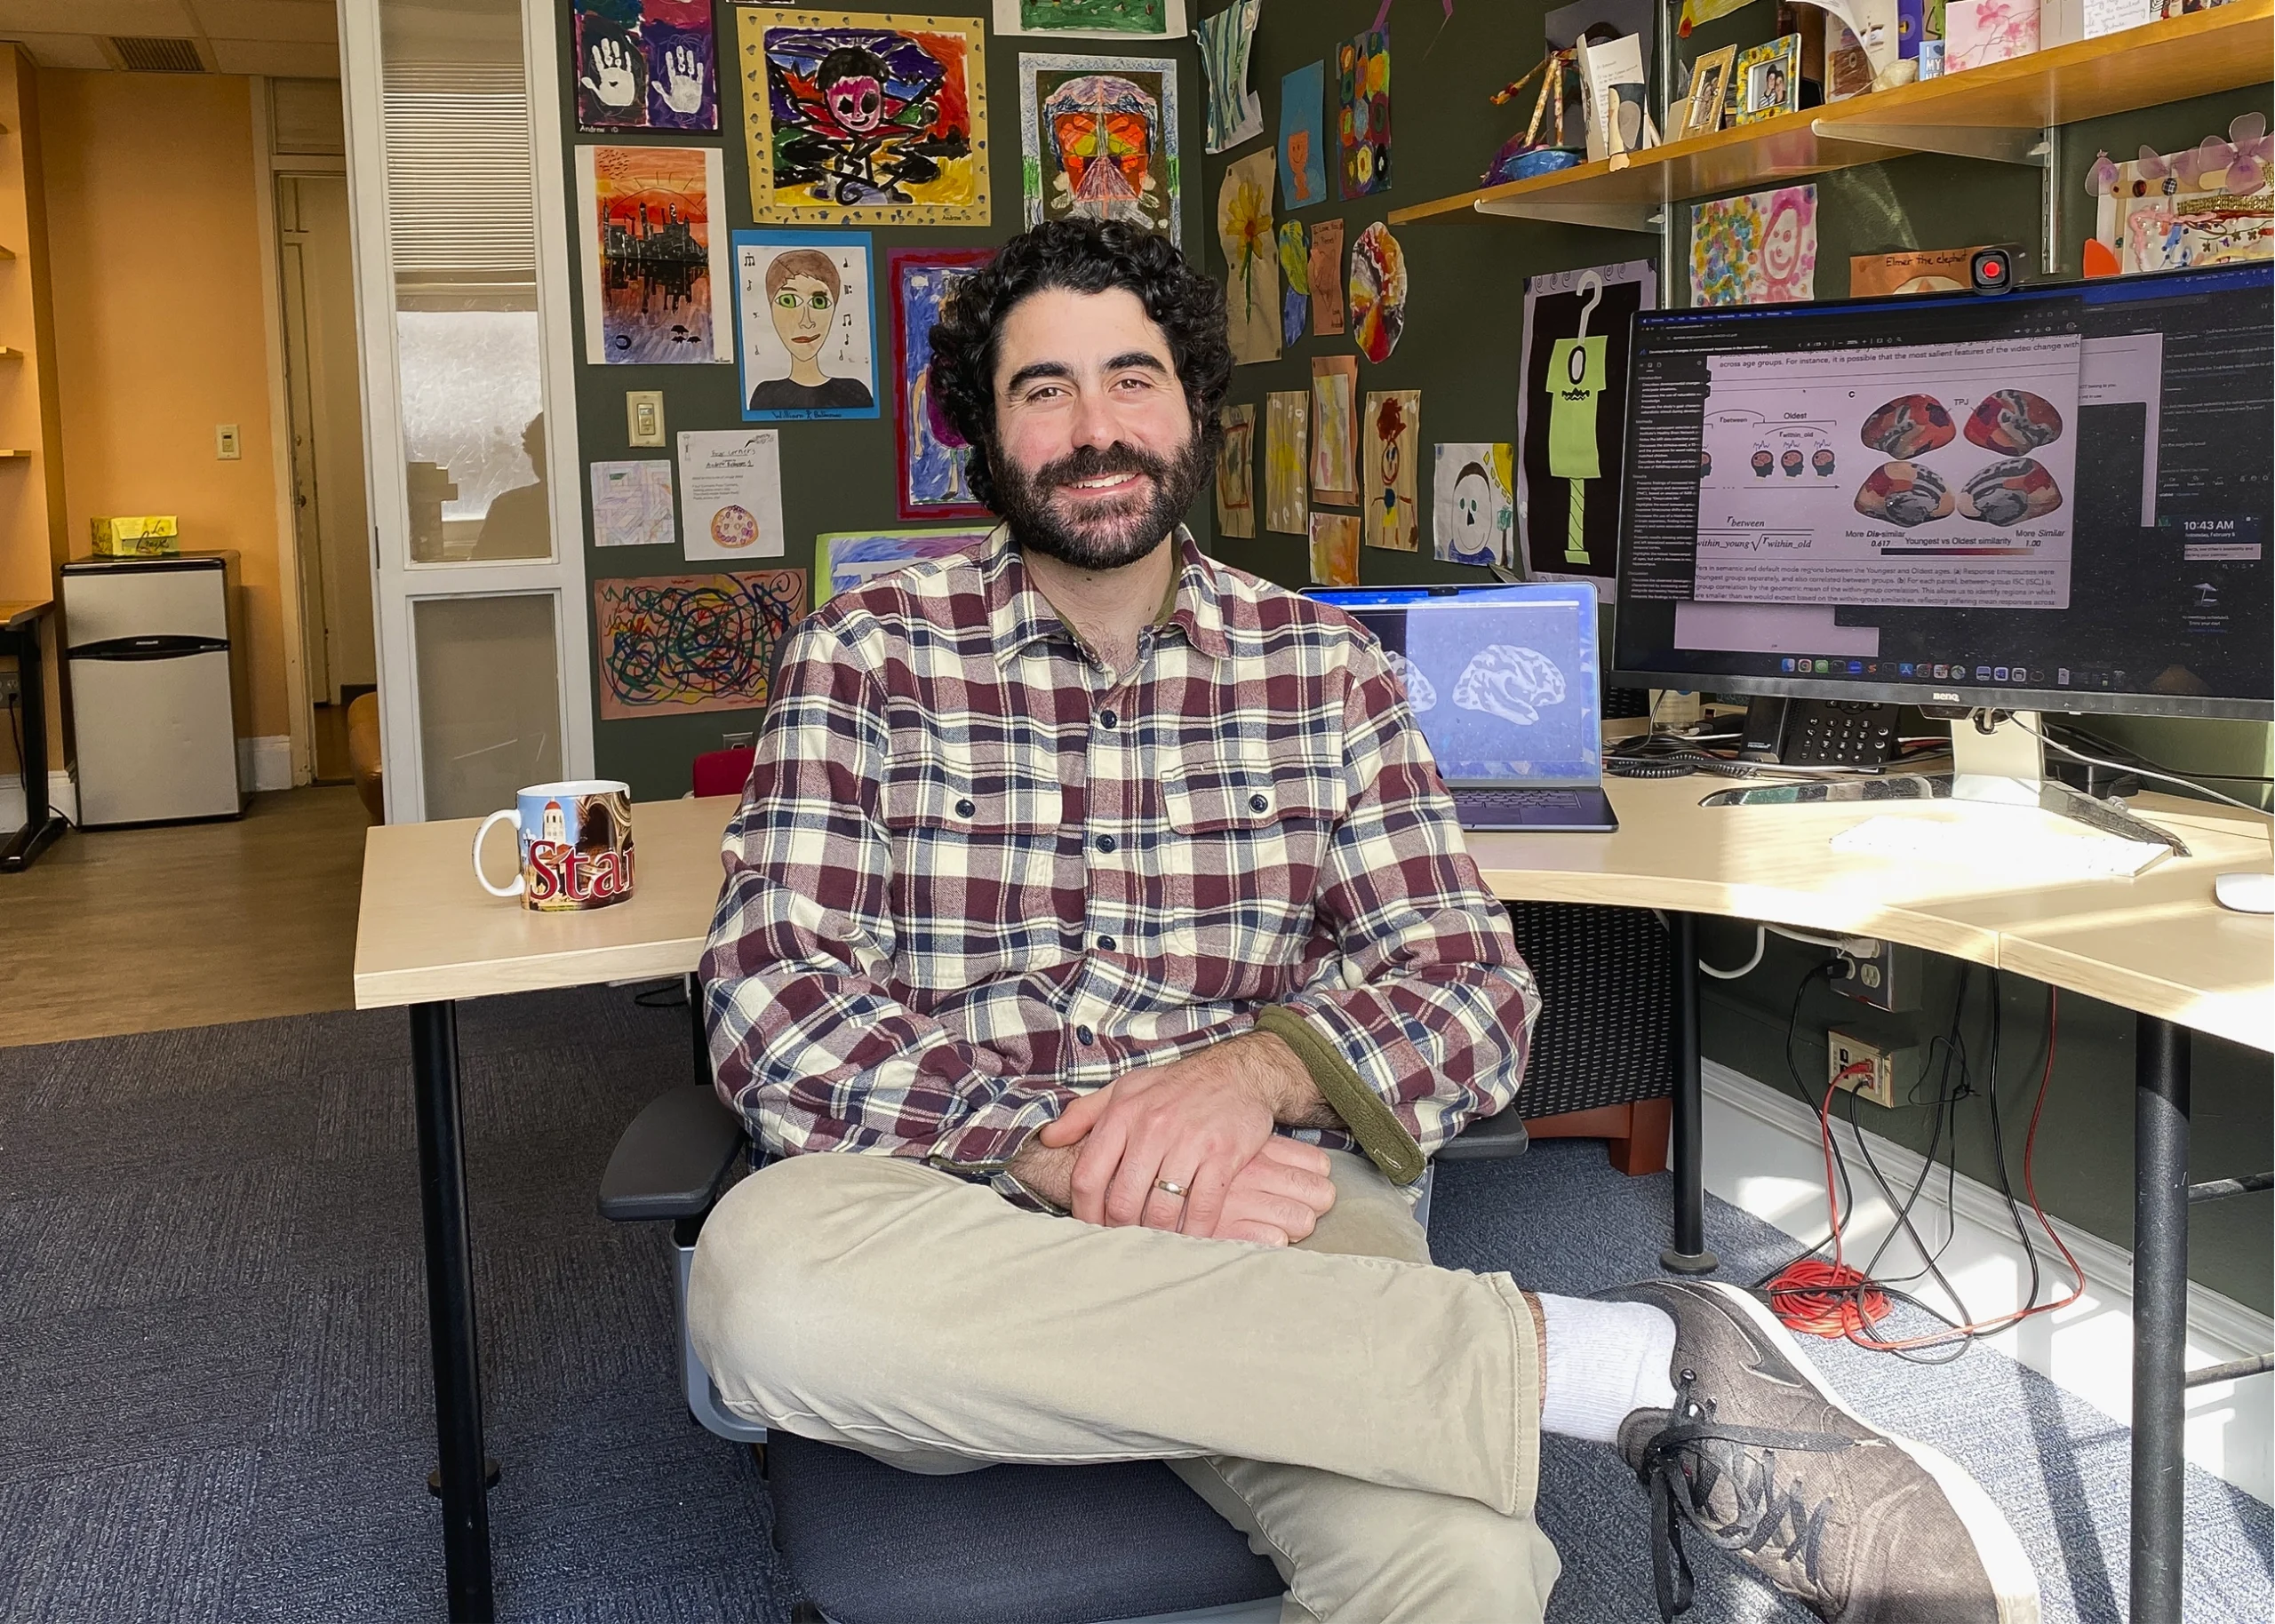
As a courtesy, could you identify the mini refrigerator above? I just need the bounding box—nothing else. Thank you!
[61,552,248,826]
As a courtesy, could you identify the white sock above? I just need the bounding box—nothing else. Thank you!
[1535,1294,1680,1445]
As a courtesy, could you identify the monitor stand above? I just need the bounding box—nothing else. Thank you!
[1702,710,2193,859]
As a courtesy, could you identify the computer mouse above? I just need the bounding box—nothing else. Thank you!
[2214,871,2275,914]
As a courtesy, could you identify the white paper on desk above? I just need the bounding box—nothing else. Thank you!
[676,428,785,561]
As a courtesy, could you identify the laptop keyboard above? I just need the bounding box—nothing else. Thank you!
[1457,789,1590,812]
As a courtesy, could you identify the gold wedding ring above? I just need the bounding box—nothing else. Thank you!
[1153,1178,1189,1198]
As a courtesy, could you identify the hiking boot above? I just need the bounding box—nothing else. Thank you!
[1599,1278,2039,1624]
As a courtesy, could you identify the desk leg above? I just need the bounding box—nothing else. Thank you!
[411,1001,495,1623]
[2131,1015,2190,1624]
[1,622,69,873]
[1660,912,1719,1275]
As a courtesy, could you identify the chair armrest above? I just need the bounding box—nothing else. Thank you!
[1434,1108,1529,1161]
[597,1087,749,1222]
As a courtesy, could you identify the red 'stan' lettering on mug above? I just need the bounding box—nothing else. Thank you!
[472,780,636,912]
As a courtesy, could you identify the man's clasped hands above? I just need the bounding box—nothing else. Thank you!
[1006,1032,1341,1246]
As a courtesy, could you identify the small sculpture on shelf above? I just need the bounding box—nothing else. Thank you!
[1481,49,1585,184]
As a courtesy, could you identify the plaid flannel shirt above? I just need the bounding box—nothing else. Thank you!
[700,530,1539,1205]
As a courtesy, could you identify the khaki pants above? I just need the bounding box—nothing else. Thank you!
[688,1150,1559,1624]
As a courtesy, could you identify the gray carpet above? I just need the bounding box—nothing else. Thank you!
[0,988,2267,1622]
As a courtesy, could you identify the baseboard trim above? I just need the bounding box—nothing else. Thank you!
[236,735,294,792]
[0,768,77,830]
[1701,1059,2272,1504]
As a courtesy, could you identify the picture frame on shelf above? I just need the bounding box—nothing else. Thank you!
[1734,34,1802,123]
[1681,44,1736,137]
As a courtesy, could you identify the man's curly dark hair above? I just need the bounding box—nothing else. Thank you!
[926,218,1233,512]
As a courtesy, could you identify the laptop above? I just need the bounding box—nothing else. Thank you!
[1310,583,1619,832]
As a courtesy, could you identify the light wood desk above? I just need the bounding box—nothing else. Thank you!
[1470,772,2271,1624]
[355,779,2271,1623]
[352,794,737,1622]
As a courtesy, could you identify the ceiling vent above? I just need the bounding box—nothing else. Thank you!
[111,36,208,74]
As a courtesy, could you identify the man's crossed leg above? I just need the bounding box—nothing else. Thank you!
[688,1150,2038,1624]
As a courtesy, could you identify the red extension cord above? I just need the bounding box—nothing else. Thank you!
[1767,991,2088,1350]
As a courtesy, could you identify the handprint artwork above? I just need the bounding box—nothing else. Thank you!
[575,0,717,133]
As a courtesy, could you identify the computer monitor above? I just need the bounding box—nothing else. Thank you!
[1611,262,2273,726]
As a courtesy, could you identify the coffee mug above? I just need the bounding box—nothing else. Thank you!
[473,780,636,911]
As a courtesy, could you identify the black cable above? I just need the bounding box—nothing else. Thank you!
[632,979,689,1007]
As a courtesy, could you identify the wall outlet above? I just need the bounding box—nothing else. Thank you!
[1828,1030,1899,1108]
[216,423,242,460]
[1832,938,1920,1012]
[0,666,18,704]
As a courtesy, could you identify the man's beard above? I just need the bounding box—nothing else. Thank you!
[990,431,1213,571]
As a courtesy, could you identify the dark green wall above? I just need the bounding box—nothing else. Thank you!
[555,2,1205,801]
[1199,1,2271,1310]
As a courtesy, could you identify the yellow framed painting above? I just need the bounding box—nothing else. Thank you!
[738,9,991,226]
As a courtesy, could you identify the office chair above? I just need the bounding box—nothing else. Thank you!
[599,1088,1528,1624]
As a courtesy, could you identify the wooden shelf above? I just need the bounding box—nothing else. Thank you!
[1388,0,2274,231]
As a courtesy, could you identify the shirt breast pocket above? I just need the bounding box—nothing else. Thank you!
[880,756,1071,995]
[1160,756,1345,999]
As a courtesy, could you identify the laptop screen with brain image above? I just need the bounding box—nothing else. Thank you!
[1311,583,1617,832]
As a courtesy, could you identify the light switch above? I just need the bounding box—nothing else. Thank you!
[626,390,666,447]
[216,423,242,460]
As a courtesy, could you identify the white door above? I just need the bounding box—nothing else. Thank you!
[339,0,592,823]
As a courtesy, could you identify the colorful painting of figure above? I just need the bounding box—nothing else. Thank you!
[1364,389,1420,552]
[1278,60,1326,209]
[1433,442,1516,569]
[1019,53,1181,244]
[576,145,732,364]
[890,248,994,520]
[576,0,718,132]
[1308,217,1345,336]
[734,231,880,420]
[1337,31,1391,200]
[1216,402,1257,539]
[740,10,989,226]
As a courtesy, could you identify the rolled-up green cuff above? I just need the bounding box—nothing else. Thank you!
[1254,1005,1425,1185]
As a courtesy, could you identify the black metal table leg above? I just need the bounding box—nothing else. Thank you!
[1,610,70,874]
[2131,1015,2190,1624]
[1661,912,1719,1274]
[411,1000,494,1622]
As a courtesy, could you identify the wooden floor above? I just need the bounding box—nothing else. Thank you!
[0,786,371,1048]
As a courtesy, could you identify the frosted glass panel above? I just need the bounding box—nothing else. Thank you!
[381,0,551,564]
[413,593,562,820]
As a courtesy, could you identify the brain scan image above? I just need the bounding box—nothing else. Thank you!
[1859,394,1956,458]
[1452,644,1566,727]
[1780,448,1806,477]
[1958,458,2063,525]
[1964,389,2063,454]
[1751,449,1776,478]
[1385,648,1438,712]
[1811,447,1837,477]
[1854,460,1955,528]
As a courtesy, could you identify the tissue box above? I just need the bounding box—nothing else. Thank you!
[90,515,179,557]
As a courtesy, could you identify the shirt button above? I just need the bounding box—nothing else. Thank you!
[1075,1024,1095,1046]
[1249,793,1269,813]
[1095,833,1116,854]
[954,797,976,818]
[1099,709,1118,729]
[1097,935,1116,952]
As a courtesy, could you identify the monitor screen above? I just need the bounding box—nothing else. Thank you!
[1311,585,1601,783]
[1611,264,2273,720]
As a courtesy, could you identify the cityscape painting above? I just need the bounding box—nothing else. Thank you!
[575,145,732,364]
